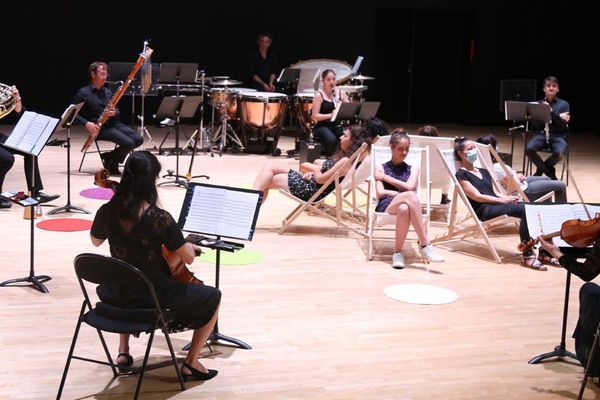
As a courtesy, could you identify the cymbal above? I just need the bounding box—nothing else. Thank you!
[210,79,242,86]
[351,74,375,80]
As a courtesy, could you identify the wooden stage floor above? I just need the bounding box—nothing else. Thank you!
[1,123,599,399]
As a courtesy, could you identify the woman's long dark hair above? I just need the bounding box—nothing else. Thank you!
[110,151,161,222]
[331,125,367,163]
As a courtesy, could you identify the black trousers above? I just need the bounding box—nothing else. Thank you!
[0,133,42,193]
[97,122,143,163]
[476,202,530,254]
[573,282,600,377]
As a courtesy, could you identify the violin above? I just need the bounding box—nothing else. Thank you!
[518,213,600,253]
[93,169,203,285]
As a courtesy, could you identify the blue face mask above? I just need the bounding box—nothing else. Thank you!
[466,149,478,163]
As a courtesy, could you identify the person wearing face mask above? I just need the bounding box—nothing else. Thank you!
[454,137,545,270]
[476,134,567,203]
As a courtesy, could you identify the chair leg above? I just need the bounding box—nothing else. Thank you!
[577,326,600,400]
[57,303,86,399]
[161,325,186,391]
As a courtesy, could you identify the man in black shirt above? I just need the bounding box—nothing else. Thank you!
[525,76,570,180]
[72,62,143,175]
[248,33,278,92]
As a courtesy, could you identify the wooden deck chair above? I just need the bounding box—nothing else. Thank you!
[474,143,553,203]
[366,143,431,260]
[279,142,369,236]
[407,135,455,222]
[322,147,374,226]
[431,147,519,263]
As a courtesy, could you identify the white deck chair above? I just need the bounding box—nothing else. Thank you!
[319,148,373,226]
[431,147,519,263]
[474,143,553,203]
[279,142,369,236]
[366,144,431,260]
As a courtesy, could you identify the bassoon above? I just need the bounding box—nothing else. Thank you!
[81,46,154,152]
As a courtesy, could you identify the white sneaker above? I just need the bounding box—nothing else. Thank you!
[160,118,175,126]
[392,252,405,269]
[420,243,444,262]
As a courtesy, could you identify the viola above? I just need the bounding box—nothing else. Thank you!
[518,213,600,253]
[93,168,203,285]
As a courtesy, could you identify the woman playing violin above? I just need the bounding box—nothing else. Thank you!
[538,228,600,377]
[90,151,221,381]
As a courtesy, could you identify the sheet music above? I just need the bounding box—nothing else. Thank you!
[525,204,600,247]
[181,184,261,240]
[4,111,59,156]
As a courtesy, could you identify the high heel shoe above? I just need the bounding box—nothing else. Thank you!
[117,352,133,372]
[181,362,218,381]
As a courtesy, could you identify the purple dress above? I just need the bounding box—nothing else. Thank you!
[375,160,412,212]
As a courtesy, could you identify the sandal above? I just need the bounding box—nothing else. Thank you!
[521,256,547,271]
[538,253,561,267]
[117,352,133,372]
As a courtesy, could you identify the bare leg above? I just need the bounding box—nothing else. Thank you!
[393,204,410,252]
[182,305,220,374]
[386,191,430,246]
[253,160,291,201]
[117,333,130,363]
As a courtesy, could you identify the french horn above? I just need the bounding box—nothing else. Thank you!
[0,82,17,120]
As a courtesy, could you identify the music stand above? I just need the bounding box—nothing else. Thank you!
[48,102,90,215]
[331,101,380,125]
[0,111,59,293]
[277,68,300,95]
[524,203,583,365]
[177,182,263,350]
[505,101,551,173]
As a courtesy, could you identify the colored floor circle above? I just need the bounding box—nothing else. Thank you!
[198,248,264,265]
[80,187,114,200]
[37,218,93,232]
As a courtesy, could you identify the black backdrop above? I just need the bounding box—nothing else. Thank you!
[4,0,598,132]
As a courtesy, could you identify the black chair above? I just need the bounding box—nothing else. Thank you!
[57,253,186,400]
[78,139,117,172]
[578,320,600,400]
[524,127,570,185]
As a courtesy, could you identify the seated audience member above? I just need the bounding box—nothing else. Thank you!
[365,117,390,146]
[417,124,451,204]
[476,134,567,203]
[454,137,549,270]
[374,129,444,269]
[253,125,366,202]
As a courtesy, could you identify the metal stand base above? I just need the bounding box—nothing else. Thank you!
[0,274,51,294]
[208,330,252,350]
[529,271,579,364]
[158,170,188,188]
[48,202,90,215]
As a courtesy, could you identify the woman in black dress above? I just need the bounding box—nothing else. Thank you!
[90,151,221,381]
[253,125,366,202]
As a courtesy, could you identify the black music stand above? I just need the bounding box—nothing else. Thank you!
[156,96,201,188]
[177,182,263,350]
[524,203,584,365]
[504,101,551,173]
[184,73,211,182]
[331,101,380,125]
[0,111,59,293]
[48,102,90,215]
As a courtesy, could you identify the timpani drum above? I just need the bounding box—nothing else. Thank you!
[294,92,315,129]
[239,92,288,130]
[238,92,288,155]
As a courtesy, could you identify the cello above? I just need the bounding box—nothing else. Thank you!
[94,168,203,285]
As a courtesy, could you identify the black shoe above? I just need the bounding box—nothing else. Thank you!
[440,193,451,204]
[181,362,218,382]
[37,192,60,204]
[117,352,133,372]
[545,165,558,180]
[0,199,12,209]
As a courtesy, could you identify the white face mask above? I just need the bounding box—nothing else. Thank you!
[466,149,478,163]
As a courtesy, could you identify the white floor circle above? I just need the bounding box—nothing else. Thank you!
[383,283,458,305]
